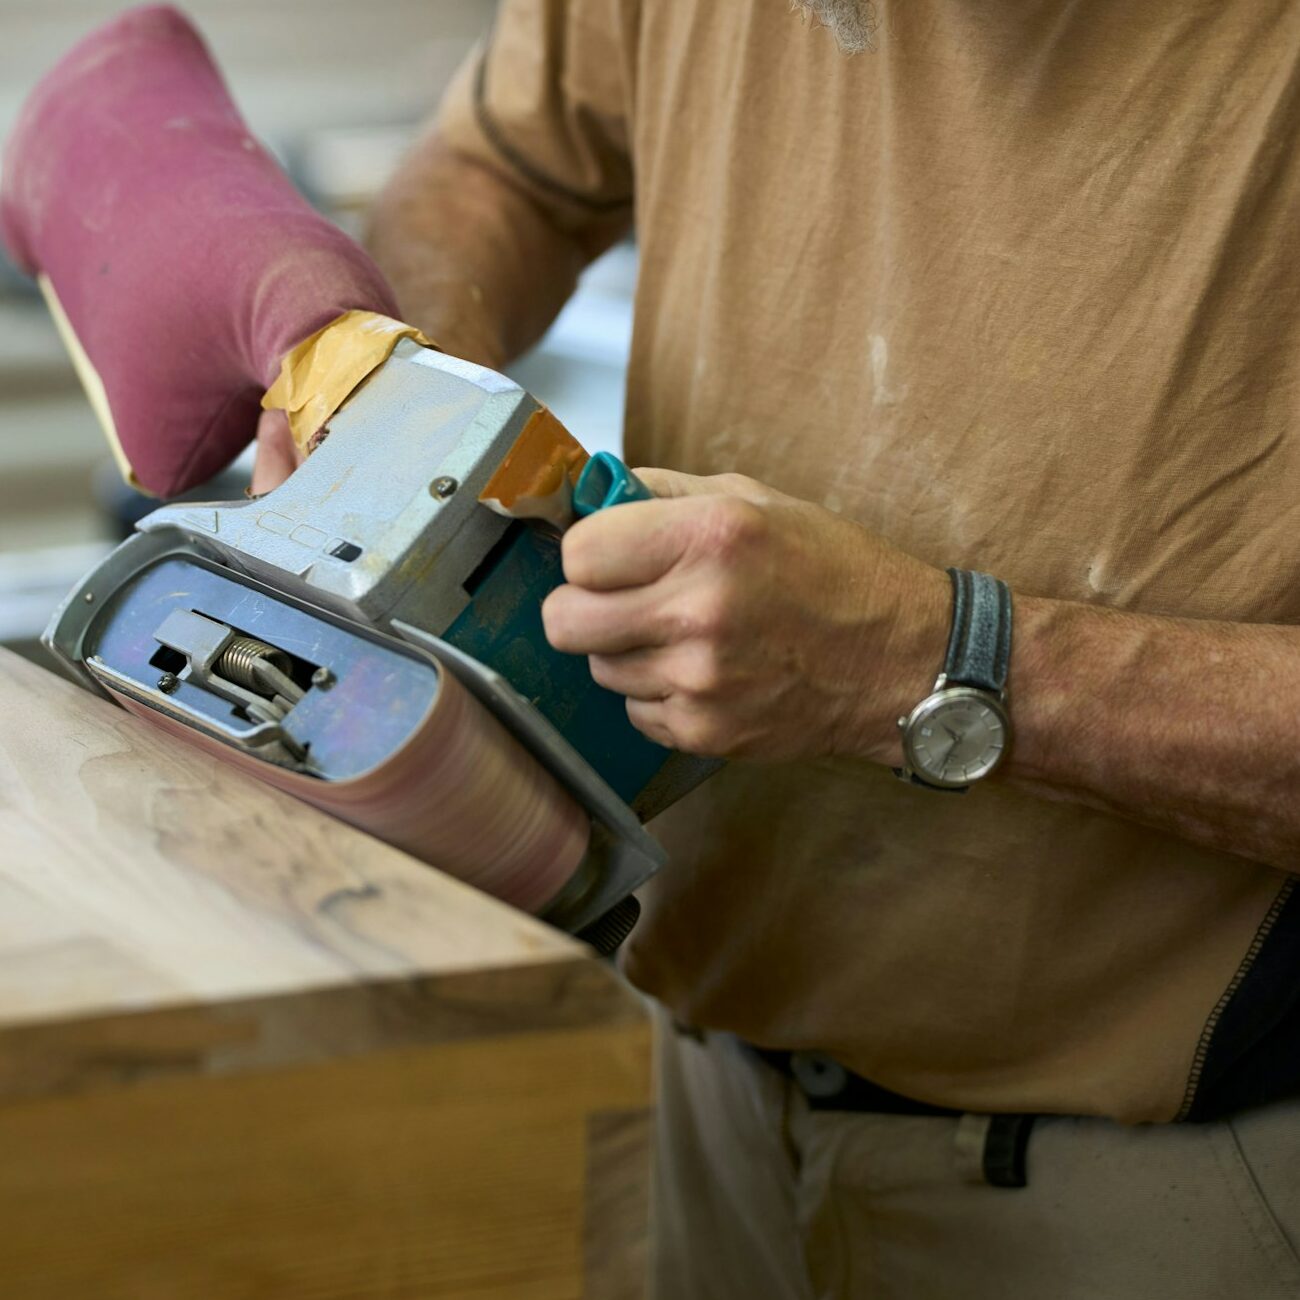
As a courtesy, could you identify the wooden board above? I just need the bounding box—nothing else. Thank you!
[0,648,651,1299]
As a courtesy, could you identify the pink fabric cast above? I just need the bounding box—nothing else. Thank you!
[0,5,399,496]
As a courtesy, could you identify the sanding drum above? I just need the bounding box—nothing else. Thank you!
[111,667,590,916]
[63,550,593,921]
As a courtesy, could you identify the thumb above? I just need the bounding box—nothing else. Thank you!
[634,466,770,502]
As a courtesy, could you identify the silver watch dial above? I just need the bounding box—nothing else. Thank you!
[904,688,1008,788]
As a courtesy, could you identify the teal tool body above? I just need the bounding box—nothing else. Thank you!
[573,452,655,516]
[447,450,669,806]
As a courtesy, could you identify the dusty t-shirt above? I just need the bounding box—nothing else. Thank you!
[437,0,1300,1123]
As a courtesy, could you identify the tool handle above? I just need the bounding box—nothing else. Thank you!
[572,452,655,517]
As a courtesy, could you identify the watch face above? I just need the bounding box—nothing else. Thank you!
[905,688,1009,788]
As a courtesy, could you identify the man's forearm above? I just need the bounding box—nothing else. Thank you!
[543,465,1300,872]
[997,596,1300,869]
[367,132,622,369]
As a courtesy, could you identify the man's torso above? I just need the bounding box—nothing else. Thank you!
[614,0,1300,1123]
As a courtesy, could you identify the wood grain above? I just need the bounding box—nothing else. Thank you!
[584,1109,653,1300]
[107,651,589,916]
[0,648,652,1297]
[0,648,575,1026]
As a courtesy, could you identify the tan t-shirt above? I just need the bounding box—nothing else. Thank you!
[438,0,1300,1123]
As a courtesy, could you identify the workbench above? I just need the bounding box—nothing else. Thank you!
[0,647,651,1299]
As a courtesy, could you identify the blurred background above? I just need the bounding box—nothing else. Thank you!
[0,0,634,659]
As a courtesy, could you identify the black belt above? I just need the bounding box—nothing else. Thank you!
[754,1048,962,1116]
[751,1046,1035,1188]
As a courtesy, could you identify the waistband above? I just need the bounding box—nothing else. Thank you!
[748,1045,1035,1188]
[752,1047,964,1116]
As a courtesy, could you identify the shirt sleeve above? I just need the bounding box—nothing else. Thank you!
[435,0,637,234]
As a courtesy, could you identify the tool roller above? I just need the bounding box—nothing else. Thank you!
[1,6,712,950]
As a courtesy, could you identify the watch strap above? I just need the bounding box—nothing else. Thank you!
[943,568,1012,694]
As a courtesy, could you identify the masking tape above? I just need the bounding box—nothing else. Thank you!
[479,407,590,529]
[262,310,440,452]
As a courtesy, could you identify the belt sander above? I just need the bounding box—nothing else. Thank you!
[1,6,710,950]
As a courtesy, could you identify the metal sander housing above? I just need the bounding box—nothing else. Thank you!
[43,346,696,949]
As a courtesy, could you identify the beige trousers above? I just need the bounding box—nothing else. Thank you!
[650,1009,1300,1299]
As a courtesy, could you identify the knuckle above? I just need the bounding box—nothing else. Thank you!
[715,472,762,499]
[676,587,730,640]
[700,497,765,556]
[678,645,725,697]
[671,709,721,757]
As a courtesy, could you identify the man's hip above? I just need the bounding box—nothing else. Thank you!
[650,1005,1300,1300]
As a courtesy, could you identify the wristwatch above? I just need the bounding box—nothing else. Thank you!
[896,568,1012,791]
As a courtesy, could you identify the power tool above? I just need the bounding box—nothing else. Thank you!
[2,6,713,950]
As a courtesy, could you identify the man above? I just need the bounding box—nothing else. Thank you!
[359,2,1300,1295]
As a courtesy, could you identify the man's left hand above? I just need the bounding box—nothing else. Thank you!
[541,468,949,761]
